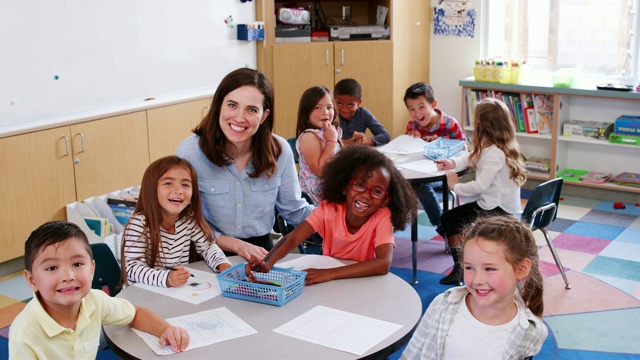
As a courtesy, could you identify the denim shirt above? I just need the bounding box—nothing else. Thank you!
[177,134,313,238]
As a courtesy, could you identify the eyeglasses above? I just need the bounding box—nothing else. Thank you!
[350,179,388,200]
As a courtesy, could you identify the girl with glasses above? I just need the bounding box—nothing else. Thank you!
[247,145,417,285]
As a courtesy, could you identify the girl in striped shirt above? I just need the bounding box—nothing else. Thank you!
[121,156,231,288]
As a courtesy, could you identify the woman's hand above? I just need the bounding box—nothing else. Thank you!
[166,265,190,287]
[218,235,268,261]
[159,326,190,352]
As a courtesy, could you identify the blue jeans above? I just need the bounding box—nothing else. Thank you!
[416,181,443,227]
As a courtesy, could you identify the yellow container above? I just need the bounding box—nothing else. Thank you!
[474,66,519,84]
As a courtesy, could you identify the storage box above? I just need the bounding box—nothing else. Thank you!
[612,172,640,188]
[562,121,613,140]
[217,263,306,306]
[237,25,265,41]
[473,65,519,84]
[614,115,640,136]
[423,138,465,160]
[557,168,588,182]
[609,133,640,146]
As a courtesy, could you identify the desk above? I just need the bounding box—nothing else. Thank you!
[386,151,468,285]
[103,254,421,359]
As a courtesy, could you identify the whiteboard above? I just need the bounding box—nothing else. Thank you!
[0,0,257,129]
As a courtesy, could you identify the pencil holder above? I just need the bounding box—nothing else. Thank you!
[237,25,265,41]
[217,263,306,306]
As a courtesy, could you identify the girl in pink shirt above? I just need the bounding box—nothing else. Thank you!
[247,146,418,285]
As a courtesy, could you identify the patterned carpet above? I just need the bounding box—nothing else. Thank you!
[389,194,640,359]
[1,194,639,359]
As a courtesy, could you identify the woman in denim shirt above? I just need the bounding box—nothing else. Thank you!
[177,68,313,260]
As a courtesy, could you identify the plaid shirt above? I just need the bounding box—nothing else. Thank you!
[405,109,466,140]
[401,286,548,360]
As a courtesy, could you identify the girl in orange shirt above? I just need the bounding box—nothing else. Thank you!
[247,145,417,285]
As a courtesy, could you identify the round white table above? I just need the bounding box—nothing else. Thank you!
[103,254,422,359]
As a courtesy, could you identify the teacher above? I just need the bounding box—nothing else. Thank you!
[177,68,314,260]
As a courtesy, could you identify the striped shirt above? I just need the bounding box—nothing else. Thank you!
[123,214,231,287]
[405,109,466,141]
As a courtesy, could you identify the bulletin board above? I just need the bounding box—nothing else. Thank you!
[0,0,257,129]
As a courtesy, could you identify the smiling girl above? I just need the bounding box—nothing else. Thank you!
[295,86,342,205]
[247,145,417,285]
[122,156,231,288]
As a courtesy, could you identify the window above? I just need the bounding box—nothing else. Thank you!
[484,0,639,83]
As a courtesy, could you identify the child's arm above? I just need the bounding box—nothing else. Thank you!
[129,306,190,352]
[304,243,393,285]
[245,221,315,277]
[298,129,338,177]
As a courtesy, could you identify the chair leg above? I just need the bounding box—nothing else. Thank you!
[542,228,571,289]
[442,190,457,254]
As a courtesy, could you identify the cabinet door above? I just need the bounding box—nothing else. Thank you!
[334,41,393,134]
[70,111,150,200]
[0,128,76,262]
[147,98,211,162]
[272,42,334,139]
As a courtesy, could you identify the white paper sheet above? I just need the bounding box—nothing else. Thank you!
[132,307,257,356]
[377,134,428,154]
[273,305,402,356]
[131,267,221,305]
[396,159,440,174]
[276,255,345,270]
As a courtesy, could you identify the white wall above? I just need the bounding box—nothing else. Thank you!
[429,1,483,121]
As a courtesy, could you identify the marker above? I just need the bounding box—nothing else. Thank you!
[165,266,194,276]
[144,97,155,101]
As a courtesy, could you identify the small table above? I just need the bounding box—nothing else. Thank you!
[388,151,468,285]
[103,254,422,359]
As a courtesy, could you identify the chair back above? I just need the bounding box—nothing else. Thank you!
[521,178,563,230]
[90,243,122,296]
[287,137,298,163]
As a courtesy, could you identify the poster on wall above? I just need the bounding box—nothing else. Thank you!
[433,0,476,38]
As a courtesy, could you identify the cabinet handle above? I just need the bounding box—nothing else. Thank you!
[61,136,70,157]
[326,49,329,65]
[76,132,85,154]
[341,49,344,65]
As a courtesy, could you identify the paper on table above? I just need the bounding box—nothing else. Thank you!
[377,135,427,154]
[131,267,221,305]
[277,255,345,270]
[397,159,440,174]
[273,305,402,356]
[132,307,257,356]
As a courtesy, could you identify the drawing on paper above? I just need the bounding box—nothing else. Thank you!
[433,0,476,38]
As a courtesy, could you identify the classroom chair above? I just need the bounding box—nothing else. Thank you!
[520,177,571,289]
[287,137,298,164]
[90,243,122,297]
[273,192,322,255]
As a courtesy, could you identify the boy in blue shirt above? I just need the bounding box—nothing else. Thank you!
[334,78,390,147]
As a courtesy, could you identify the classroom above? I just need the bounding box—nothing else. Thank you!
[1,1,640,359]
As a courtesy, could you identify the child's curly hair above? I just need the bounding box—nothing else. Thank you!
[320,145,418,230]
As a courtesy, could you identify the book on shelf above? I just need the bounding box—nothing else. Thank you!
[520,93,538,134]
[532,94,553,134]
[84,216,113,237]
[107,197,136,226]
[523,157,550,173]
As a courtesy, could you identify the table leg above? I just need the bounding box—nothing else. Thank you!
[411,217,418,285]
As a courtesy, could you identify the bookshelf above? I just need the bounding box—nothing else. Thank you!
[459,78,640,194]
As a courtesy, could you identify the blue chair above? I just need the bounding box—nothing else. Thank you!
[520,177,571,289]
[274,191,322,254]
[287,137,299,164]
[90,243,122,296]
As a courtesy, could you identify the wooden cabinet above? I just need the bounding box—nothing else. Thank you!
[147,98,211,162]
[460,79,640,193]
[272,41,392,138]
[0,128,77,262]
[71,112,150,200]
[256,0,431,140]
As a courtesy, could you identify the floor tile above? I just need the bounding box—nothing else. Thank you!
[0,276,31,302]
[557,204,592,220]
[0,295,18,308]
[545,308,640,354]
[615,227,640,245]
[599,241,640,262]
[547,218,576,232]
[588,273,640,297]
[0,301,25,328]
[563,221,626,241]
[583,256,640,282]
[538,247,596,272]
[559,196,601,209]
[580,209,638,227]
[551,233,611,254]
[594,201,640,216]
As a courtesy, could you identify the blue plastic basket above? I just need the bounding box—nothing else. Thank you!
[423,138,465,160]
[217,263,306,306]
